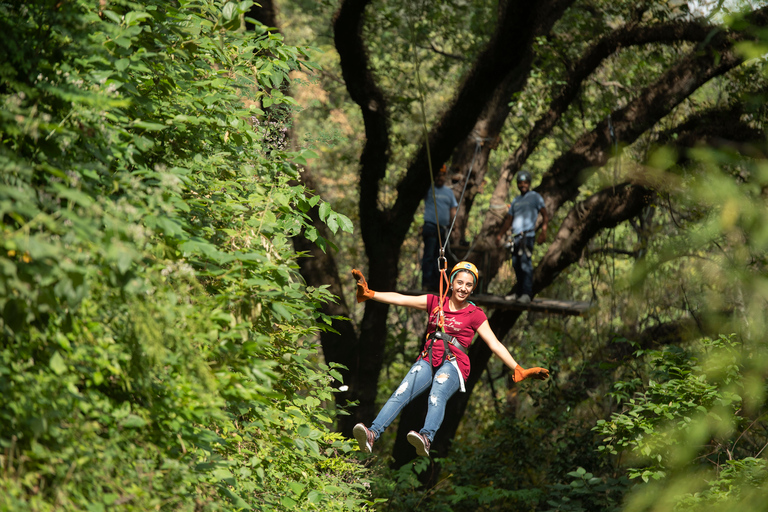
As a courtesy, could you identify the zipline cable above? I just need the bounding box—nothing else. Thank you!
[408,9,449,324]
[607,115,619,327]
[409,6,485,317]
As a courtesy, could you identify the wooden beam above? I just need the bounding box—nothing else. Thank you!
[401,291,593,317]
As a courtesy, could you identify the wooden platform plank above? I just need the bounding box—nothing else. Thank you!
[401,290,593,317]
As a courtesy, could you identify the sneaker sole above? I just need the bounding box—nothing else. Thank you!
[407,431,430,457]
[353,424,372,453]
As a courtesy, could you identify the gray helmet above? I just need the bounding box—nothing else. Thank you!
[516,170,532,183]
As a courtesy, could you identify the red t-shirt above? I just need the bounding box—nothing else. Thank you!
[422,294,488,380]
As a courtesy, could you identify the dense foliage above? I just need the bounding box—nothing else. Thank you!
[0,1,369,510]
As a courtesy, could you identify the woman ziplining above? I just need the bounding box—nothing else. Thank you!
[350,261,550,457]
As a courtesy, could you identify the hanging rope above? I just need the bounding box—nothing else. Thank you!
[607,115,620,327]
[408,6,487,329]
[442,138,481,254]
[407,9,446,313]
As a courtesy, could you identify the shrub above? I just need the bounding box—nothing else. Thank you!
[0,1,367,510]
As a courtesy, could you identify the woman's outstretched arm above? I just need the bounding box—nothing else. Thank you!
[476,320,549,382]
[476,320,519,370]
[371,292,428,310]
[352,269,428,310]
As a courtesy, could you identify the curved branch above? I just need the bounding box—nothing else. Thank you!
[657,103,766,158]
[535,183,654,292]
[333,0,391,255]
[507,20,720,177]
[534,6,768,217]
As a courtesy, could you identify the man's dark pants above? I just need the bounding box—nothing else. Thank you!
[512,235,535,297]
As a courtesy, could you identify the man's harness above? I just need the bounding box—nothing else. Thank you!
[511,229,535,258]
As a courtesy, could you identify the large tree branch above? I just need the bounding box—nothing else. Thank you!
[535,183,654,291]
[538,8,768,216]
[656,102,766,158]
[499,20,719,187]
[333,0,392,271]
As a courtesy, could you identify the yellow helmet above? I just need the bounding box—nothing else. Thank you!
[450,261,478,285]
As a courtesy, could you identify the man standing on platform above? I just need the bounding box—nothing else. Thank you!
[422,165,458,291]
[496,170,548,304]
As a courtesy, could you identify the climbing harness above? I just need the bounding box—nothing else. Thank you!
[420,330,467,367]
[510,230,535,259]
[418,294,477,393]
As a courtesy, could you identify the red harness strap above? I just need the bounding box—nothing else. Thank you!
[432,259,449,330]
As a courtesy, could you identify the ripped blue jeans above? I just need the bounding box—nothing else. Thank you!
[369,358,461,442]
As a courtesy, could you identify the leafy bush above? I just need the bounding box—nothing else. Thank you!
[0,0,369,510]
[595,334,768,512]
[595,335,744,483]
[543,467,630,512]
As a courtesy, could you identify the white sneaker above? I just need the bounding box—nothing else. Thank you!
[353,423,375,453]
[407,431,431,457]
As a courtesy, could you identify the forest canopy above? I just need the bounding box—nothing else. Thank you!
[3,0,768,511]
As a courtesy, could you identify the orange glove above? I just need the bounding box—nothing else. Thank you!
[513,364,549,383]
[351,269,375,303]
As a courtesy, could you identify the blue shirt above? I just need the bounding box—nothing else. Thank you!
[424,185,458,227]
[507,191,545,237]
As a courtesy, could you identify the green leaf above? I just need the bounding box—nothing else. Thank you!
[212,467,234,481]
[122,415,147,428]
[124,11,151,26]
[336,213,354,233]
[318,202,331,222]
[222,2,238,21]
[271,302,291,320]
[103,10,121,24]
[327,213,339,234]
[133,120,167,131]
[49,352,67,375]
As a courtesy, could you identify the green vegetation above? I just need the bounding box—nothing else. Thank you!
[0,1,369,510]
[4,0,768,511]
